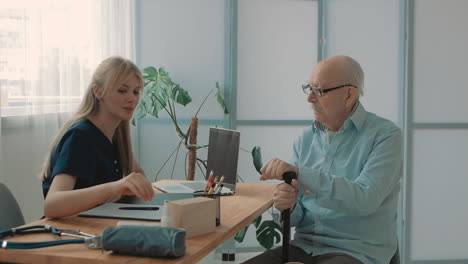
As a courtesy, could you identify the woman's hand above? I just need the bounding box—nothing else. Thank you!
[114,172,154,201]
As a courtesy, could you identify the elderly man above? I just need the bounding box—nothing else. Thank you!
[243,55,402,264]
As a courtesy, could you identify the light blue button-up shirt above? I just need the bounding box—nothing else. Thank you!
[288,102,402,264]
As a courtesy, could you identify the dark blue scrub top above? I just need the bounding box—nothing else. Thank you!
[42,119,123,198]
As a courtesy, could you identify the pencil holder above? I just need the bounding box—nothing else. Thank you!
[193,193,220,226]
[208,194,221,226]
[164,197,217,238]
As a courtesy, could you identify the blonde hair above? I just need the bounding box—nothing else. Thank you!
[39,56,143,180]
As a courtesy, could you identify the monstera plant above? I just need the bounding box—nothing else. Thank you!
[132,66,228,180]
[234,145,283,249]
[131,66,282,249]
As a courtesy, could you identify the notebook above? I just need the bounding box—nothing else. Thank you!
[152,127,240,195]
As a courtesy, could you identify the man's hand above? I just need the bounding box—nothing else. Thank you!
[273,180,299,211]
[114,172,154,201]
[260,158,299,181]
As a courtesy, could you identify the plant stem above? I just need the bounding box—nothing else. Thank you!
[164,97,178,132]
[171,140,182,179]
[171,95,177,123]
[240,147,252,153]
[167,94,175,118]
[237,174,245,183]
[196,158,207,169]
[184,127,190,146]
[183,86,214,141]
[196,160,206,180]
[155,95,186,139]
[154,138,184,181]
[184,152,209,180]
[186,144,209,149]
[194,87,215,117]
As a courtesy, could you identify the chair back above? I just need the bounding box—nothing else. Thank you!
[0,182,25,230]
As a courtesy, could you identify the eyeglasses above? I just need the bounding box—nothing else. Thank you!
[302,83,358,97]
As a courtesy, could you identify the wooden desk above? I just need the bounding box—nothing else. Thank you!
[0,183,275,264]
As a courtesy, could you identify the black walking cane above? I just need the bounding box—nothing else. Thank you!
[282,171,297,264]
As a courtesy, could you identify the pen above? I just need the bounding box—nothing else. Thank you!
[214,175,224,193]
[205,170,215,194]
[211,175,220,193]
[205,176,214,194]
[215,184,224,195]
[208,182,216,195]
[119,206,160,211]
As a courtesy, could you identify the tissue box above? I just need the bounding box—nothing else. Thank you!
[167,197,216,238]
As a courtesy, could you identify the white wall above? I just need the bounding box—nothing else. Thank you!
[326,0,401,124]
[236,0,317,185]
[409,0,468,262]
[135,0,226,181]
[236,0,317,121]
[412,130,468,260]
[413,0,468,123]
[137,0,225,120]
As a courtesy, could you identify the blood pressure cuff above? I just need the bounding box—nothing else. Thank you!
[102,225,186,258]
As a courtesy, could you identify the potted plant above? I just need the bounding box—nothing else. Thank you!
[131,66,228,180]
[234,146,283,249]
[132,66,283,250]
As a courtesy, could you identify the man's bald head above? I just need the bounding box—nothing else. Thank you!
[313,55,364,96]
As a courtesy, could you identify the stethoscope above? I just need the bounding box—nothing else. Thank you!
[0,224,101,249]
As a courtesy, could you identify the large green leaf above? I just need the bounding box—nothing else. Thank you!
[143,68,172,114]
[234,225,249,243]
[131,86,154,125]
[234,215,262,243]
[154,79,170,103]
[256,220,282,250]
[135,66,200,141]
[171,84,192,106]
[131,102,147,126]
[215,82,229,114]
[157,67,175,87]
[253,215,262,228]
[144,78,169,118]
[151,96,167,118]
[143,66,158,78]
[252,146,263,174]
[143,79,152,87]
[142,85,154,107]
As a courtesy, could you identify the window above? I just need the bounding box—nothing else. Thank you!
[0,0,135,118]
